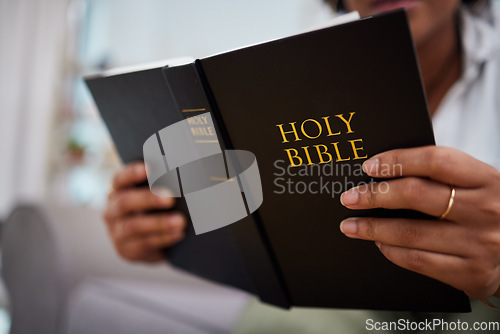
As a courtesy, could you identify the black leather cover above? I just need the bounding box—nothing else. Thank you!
[86,10,470,312]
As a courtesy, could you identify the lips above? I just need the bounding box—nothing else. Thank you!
[372,0,421,13]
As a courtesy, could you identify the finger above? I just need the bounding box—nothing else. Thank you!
[340,217,472,256]
[120,213,186,241]
[362,146,495,188]
[341,177,469,219]
[138,252,168,263]
[121,230,185,260]
[107,188,175,221]
[377,243,498,300]
[112,162,147,191]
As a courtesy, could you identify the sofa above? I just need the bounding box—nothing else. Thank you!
[1,203,250,334]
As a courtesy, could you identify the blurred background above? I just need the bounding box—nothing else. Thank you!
[0,0,334,218]
[0,0,336,332]
[2,1,500,333]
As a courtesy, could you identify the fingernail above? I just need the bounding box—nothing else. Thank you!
[168,215,184,227]
[136,164,145,176]
[340,218,358,235]
[341,188,359,206]
[375,241,382,248]
[153,187,173,198]
[156,191,173,206]
[362,158,379,175]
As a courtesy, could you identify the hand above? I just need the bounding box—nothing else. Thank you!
[340,146,500,300]
[103,162,187,263]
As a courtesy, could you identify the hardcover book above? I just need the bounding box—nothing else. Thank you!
[85,10,470,312]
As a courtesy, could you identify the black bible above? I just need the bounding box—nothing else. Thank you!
[85,10,471,312]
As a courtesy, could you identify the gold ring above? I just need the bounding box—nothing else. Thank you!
[439,186,455,220]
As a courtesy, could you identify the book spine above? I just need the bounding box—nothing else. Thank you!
[162,62,291,308]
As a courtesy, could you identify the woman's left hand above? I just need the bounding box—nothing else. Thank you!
[340,146,500,300]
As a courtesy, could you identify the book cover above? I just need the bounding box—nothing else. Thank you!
[85,10,470,312]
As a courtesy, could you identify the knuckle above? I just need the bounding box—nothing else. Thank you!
[492,169,500,186]
[116,193,132,211]
[478,199,500,219]
[178,214,188,228]
[124,217,140,234]
[360,185,377,207]
[428,147,453,175]
[402,177,425,204]
[477,231,500,254]
[155,215,166,230]
[112,170,125,189]
[468,265,497,298]
[426,148,442,173]
[466,190,484,209]
[387,152,402,176]
[397,223,420,247]
[114,194,125,209]
[361,218,377,239]
[367,189,377,207]
[166,213,186,230]
[144,236,161,248]
[161,217,176,234]
[407,249,426,271]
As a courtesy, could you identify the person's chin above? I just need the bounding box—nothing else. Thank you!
[371,0,422,15]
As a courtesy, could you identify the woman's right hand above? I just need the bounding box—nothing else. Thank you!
[103,162,187,263]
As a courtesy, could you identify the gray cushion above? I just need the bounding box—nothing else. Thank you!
[1,203,249,334]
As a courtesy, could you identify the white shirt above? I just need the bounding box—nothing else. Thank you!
[433,7,500,168]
